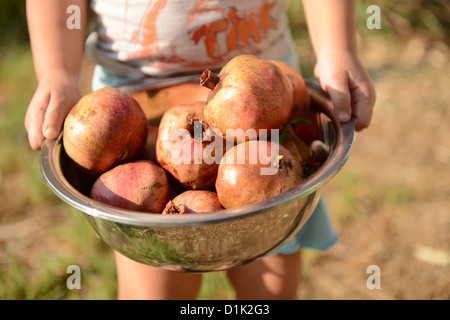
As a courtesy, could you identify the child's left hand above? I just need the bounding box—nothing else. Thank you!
[314,51,376,131]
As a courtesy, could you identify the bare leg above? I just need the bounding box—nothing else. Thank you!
[226,251,302,300]
[114,251,203,300]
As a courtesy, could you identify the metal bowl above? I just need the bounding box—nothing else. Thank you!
[40,78,354,272]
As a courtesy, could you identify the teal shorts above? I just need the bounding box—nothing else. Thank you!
[91,52,338,255]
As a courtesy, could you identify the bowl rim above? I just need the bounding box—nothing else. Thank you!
[40,80,354,227]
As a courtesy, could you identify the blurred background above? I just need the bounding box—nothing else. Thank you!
[0,0,449,299]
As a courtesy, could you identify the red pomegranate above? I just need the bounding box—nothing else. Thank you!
[270,60,310,118]
[162,190,224,214]
[215,140,304,209]
[200,55,293,143]
[90,160,170,213]
[63,87,148,175]
[291,109,321,145]
[156,101,224,190]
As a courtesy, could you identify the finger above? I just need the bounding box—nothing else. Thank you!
[25,91,50,150]
[42,93,65,140]
[323,76,352,122]
[349,78,376,131]
[351,90,373,131]
[43,90,79,140]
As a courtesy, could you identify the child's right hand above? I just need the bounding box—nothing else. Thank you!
[25,70,81,150]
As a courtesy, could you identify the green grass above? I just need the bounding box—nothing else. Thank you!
[0,202,237,300]
[0,45,118,300]
[198,272,235,300]
[0,45,56,204]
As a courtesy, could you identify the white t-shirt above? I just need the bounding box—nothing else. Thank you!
[86,0,295,78]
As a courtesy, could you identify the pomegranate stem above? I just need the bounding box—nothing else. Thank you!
[200,69,219,90]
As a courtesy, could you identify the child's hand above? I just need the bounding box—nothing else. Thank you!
[25,71,81,150]
[25,0,89,150]
[314,51,376,132]
[301,0,376,131]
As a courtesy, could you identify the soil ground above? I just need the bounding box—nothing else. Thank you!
[298,35,450,300]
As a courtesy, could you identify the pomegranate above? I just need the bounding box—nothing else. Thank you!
[63,87,148,175]
[215,140,304,209]
[281,129,310,165]
[270,60,310,118]
[90,160,170,213]
[291,109,321,145]
[162,190,224,214]
[156,101,224,190]
[200,55,293,142]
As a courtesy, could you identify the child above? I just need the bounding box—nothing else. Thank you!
[25,0,375,299]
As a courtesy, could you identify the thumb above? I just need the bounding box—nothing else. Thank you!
[324,77,352,123]
[42,91,80,140]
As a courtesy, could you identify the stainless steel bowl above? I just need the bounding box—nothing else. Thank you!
[40,78,354,272]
